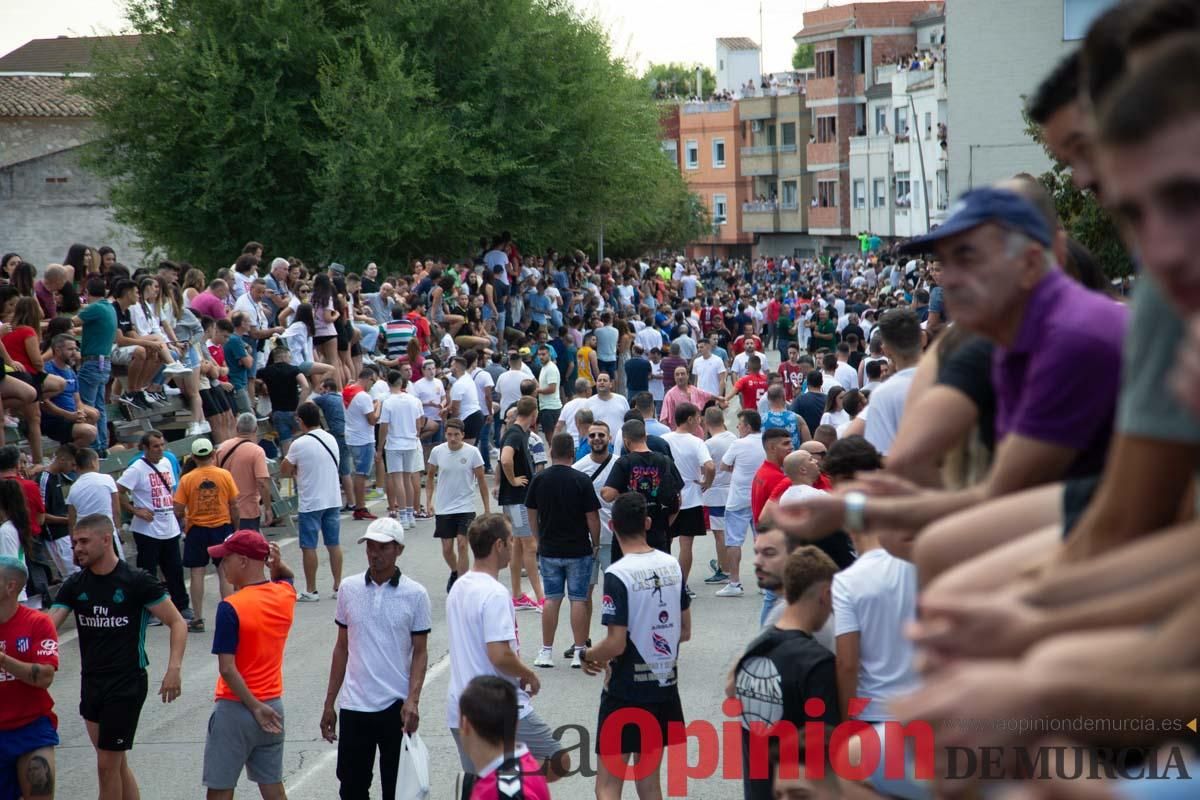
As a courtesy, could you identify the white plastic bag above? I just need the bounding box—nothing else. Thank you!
[396,732,431,800]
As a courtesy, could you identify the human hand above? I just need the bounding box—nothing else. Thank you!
[134,508,154,522]
[910,588,1047,664]
[520,672,541,696]
[320,706,337,742]
[401,701,420,733]
[159,667,182,703]
[513,476,528,488]
[252,701,284,734]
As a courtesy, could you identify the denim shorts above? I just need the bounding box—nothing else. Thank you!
[298,507,340,549]
[539,555,593,602]
[337,440,351,477]
[724,506,753,547]
[270,411,297,443]
[0,715,58,800]
[349,443,374,476]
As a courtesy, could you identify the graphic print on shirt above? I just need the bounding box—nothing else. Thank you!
[148,470,174,511]
[735,655,784,728]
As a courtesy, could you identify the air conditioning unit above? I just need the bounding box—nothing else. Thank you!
[751,120,763,132]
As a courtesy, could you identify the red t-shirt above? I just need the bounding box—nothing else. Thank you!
[1,326,38,374]
[207,341,230,384]
[469,750,550,800]
[0,605,58,729]
[777,362,804,403]
[766,299,781,324]
[341,384,365,408]
[751,460,789,525]
[733,373,769,412]
[814,473,833,491]
[406,312,431,355]
[9,477,45,537]
[700,307,721,335]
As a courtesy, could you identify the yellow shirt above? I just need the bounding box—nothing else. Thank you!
[577,346,595,383]
[174,464,238,529]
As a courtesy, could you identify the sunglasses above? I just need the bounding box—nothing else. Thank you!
[588,433,607,439]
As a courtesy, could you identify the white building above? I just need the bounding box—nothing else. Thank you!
[715,38,760,95]
[946,0,1118,199]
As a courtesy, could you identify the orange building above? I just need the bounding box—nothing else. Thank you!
[676,100,754,261]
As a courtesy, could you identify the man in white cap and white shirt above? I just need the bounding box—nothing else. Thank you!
[320,517,430,800]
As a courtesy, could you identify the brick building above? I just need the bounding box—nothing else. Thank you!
[676,100,754,261]
[793,1,943,250]
[0,35,148,270]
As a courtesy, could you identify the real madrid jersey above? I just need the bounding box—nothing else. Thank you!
[600,549,689,703]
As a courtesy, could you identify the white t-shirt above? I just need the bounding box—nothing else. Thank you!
[821,409,850,430]
[778,483,827,506]
[721,434,765,512]
[0,521,25,601]
[701,430,737,507]
[445,570,531,727]
[471,368,495,414]
[863,367,915,456]
[67,472,119,522]
[344,390,376,446]
[334,571,432,712]
[285,430,344,512]
[692,355,726,396]
[573,453,616,544]
[412,377,445,420]
[283,321,313,366]
[428,443,484,516]
[234,292,269,332]
[649,361,665,402]
[117,457,180,540]
[450,373,481,419]
[731,351,752,379]
[495,370,528,418]
[663,431,712,509]
[558,397,589,448]
[440,333,457,359]
[129,303,164,338]
[832,549,919,721]
[634,326,663,354]
[586,394,630,440]
[834,361,859,391]
[838,405,869,439]
[380,391,422,451]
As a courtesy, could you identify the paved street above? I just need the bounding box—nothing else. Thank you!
[51,460,774,799]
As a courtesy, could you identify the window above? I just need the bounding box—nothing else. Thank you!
[817,180,838,208]
[1064,0,1119,41]
[873,178,887,208]
[719,58,725,71]
[853,179,866,209]
[896,172,912,207]
[782,180,798,207]
[661,140,678,163]
[816,50,836,78]
[853,40,865,74]
[712,138,726,168]
[874,106,889,135]
[767,123,777,146]
[924,112,933,140]
[685,140,699,169]
[895,107,909,139]
[781,122,796,147]
[937,170,949,209]
[713,194,728,224]
[816,115,837,143]
[926,180,933,210]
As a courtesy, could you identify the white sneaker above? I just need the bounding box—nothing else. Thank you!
[534,648,555,668]
[571,647,584,669]
[715,583,744,598]
[163,386,183,396]
[164,361,192,375]
[186,422,205,437]
[297,591,320,602]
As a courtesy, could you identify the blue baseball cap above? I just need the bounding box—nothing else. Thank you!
[899,187,1053,254]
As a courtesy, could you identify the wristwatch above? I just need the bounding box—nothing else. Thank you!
[843,491,867,533]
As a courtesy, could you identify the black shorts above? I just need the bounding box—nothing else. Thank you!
[350,342,362,358]
[669,506,706,538]
[595,690,685,756]
[1061,474,1101,540]
[40,413,76,444]
[462,411,484,440]
[200,387,229,417]
[434,512,475,539]
[314,334,337,348]
[183,523,235,568]
[11,370,46,398]
[80,670,149,751]
[336,322,351,351]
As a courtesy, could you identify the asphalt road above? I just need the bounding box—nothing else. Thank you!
[49,378,782,799]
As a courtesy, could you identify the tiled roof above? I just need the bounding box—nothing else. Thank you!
[793,20,853,40]
[717,37,760,51]
[0,75,91,117]
[0,34,141,74]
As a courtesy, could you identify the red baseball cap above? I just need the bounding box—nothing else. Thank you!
[207,529,269,561]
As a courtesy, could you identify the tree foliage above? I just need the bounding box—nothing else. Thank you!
[1022,110,1133,279]
[792,43,814,70]
[641,62,716,99]
[81,0,707,269]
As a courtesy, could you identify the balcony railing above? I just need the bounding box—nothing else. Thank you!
[779,144,798,154]
[743,201,780,213]
[683,101,732,114]
[741,145,777,157]
[781,200,799,211]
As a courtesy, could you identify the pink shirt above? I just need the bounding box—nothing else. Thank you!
[660,384,714,429]
[469,749,550,800]
[189,290,227,320]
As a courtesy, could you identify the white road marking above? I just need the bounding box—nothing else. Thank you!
[285,653,452,793]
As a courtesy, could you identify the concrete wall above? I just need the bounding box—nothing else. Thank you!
[0,147,149,269]
[0,117,96,169]
[716,46,760,94]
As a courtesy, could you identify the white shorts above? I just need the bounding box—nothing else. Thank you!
[385,448,424,473]
[723,506,753,548]
[706,505,725,531]
[48,536,80,579]
[111,344,141,366]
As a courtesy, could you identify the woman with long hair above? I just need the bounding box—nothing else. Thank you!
[282,303,334,385]
[309,273,342,388]
[132,277,205,434]
[181,268,207,305]
[0,297,64,464]
[9,262,34,297]
[837,389,868,439]
[0,478,35,602]
[0,254,20,285]
[820,385,849,430]
[63,243,91,282]
[97,246,117,273]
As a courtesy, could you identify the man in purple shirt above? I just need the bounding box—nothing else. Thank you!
[189,279,230,320]
[763,187,1127,558]
[34,264,68,321]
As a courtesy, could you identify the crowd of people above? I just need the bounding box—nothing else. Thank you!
[0,1,1198,798]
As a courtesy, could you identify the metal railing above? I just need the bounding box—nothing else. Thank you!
[683,101,732,114]
[741,145,777,157]
[743,200,780,213]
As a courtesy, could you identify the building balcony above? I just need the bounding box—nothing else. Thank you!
[682,101,732,114]
[741,146,779,176]
[849,135,892,156]
[739,96,776,121]
[741,205,780,233]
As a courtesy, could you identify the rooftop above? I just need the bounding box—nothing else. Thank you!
[716,37,760,51]
[0,34,141,74]
[0,75,90,117]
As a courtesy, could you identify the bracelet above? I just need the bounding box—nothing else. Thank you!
[843,491,867,533]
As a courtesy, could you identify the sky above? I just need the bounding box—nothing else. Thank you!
[0,0,869,76]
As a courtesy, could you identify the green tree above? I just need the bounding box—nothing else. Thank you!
[641,62,716,99]
[792,43,814,70]
[81,0,705,269]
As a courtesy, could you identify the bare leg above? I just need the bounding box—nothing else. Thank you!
[510,537,525,597]
[455,534,470,574]
[327,545,343,592]
[302,547,318,593]
[440,538,457,572]
[407,473,420,513]
[88,721,134,800]
[724,542,743,585]
[316,340,341,389]
[16,746,54,800]
[190,566,206,622]
[676,536,694,585]
[569,598,589,648]
[523,536,543,602]
[352,473,367,509]
[541,597,562,648]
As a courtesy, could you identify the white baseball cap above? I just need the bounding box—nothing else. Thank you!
[357,517,405,545]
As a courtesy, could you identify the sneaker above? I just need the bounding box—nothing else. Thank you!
[164,362,191,375]
[147,616,163,627]
[703,570,730,584]
[513,594,537,611]
[366,488,385,501]
[447,571,458,593]
[186,421,206,437]
[534,647,555,668]
[536,598,545,614]
[564,638,592,659]
[142,390,166,406]
[297,591,320,602]
[709,558,721,574]
[353,508,378,521]
[119,392,148,410]
[331,589,338,599]
[387,509,399,520]
[187,618,205,633]
[685,586,697,599]
[571,647,584,669]
[715,583,744,598]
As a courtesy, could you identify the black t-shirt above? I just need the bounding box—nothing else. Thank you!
[498,424,534,506]
[258,362,303,412]
[604,450,682,551]
[812,532,856,570]
[113,301,134,338]
[52,561,169,678]
[936,335,996,451]
[39,471,69,540]
[624,357,651,393]
[735,627,841,800]
[525,465,601,558]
